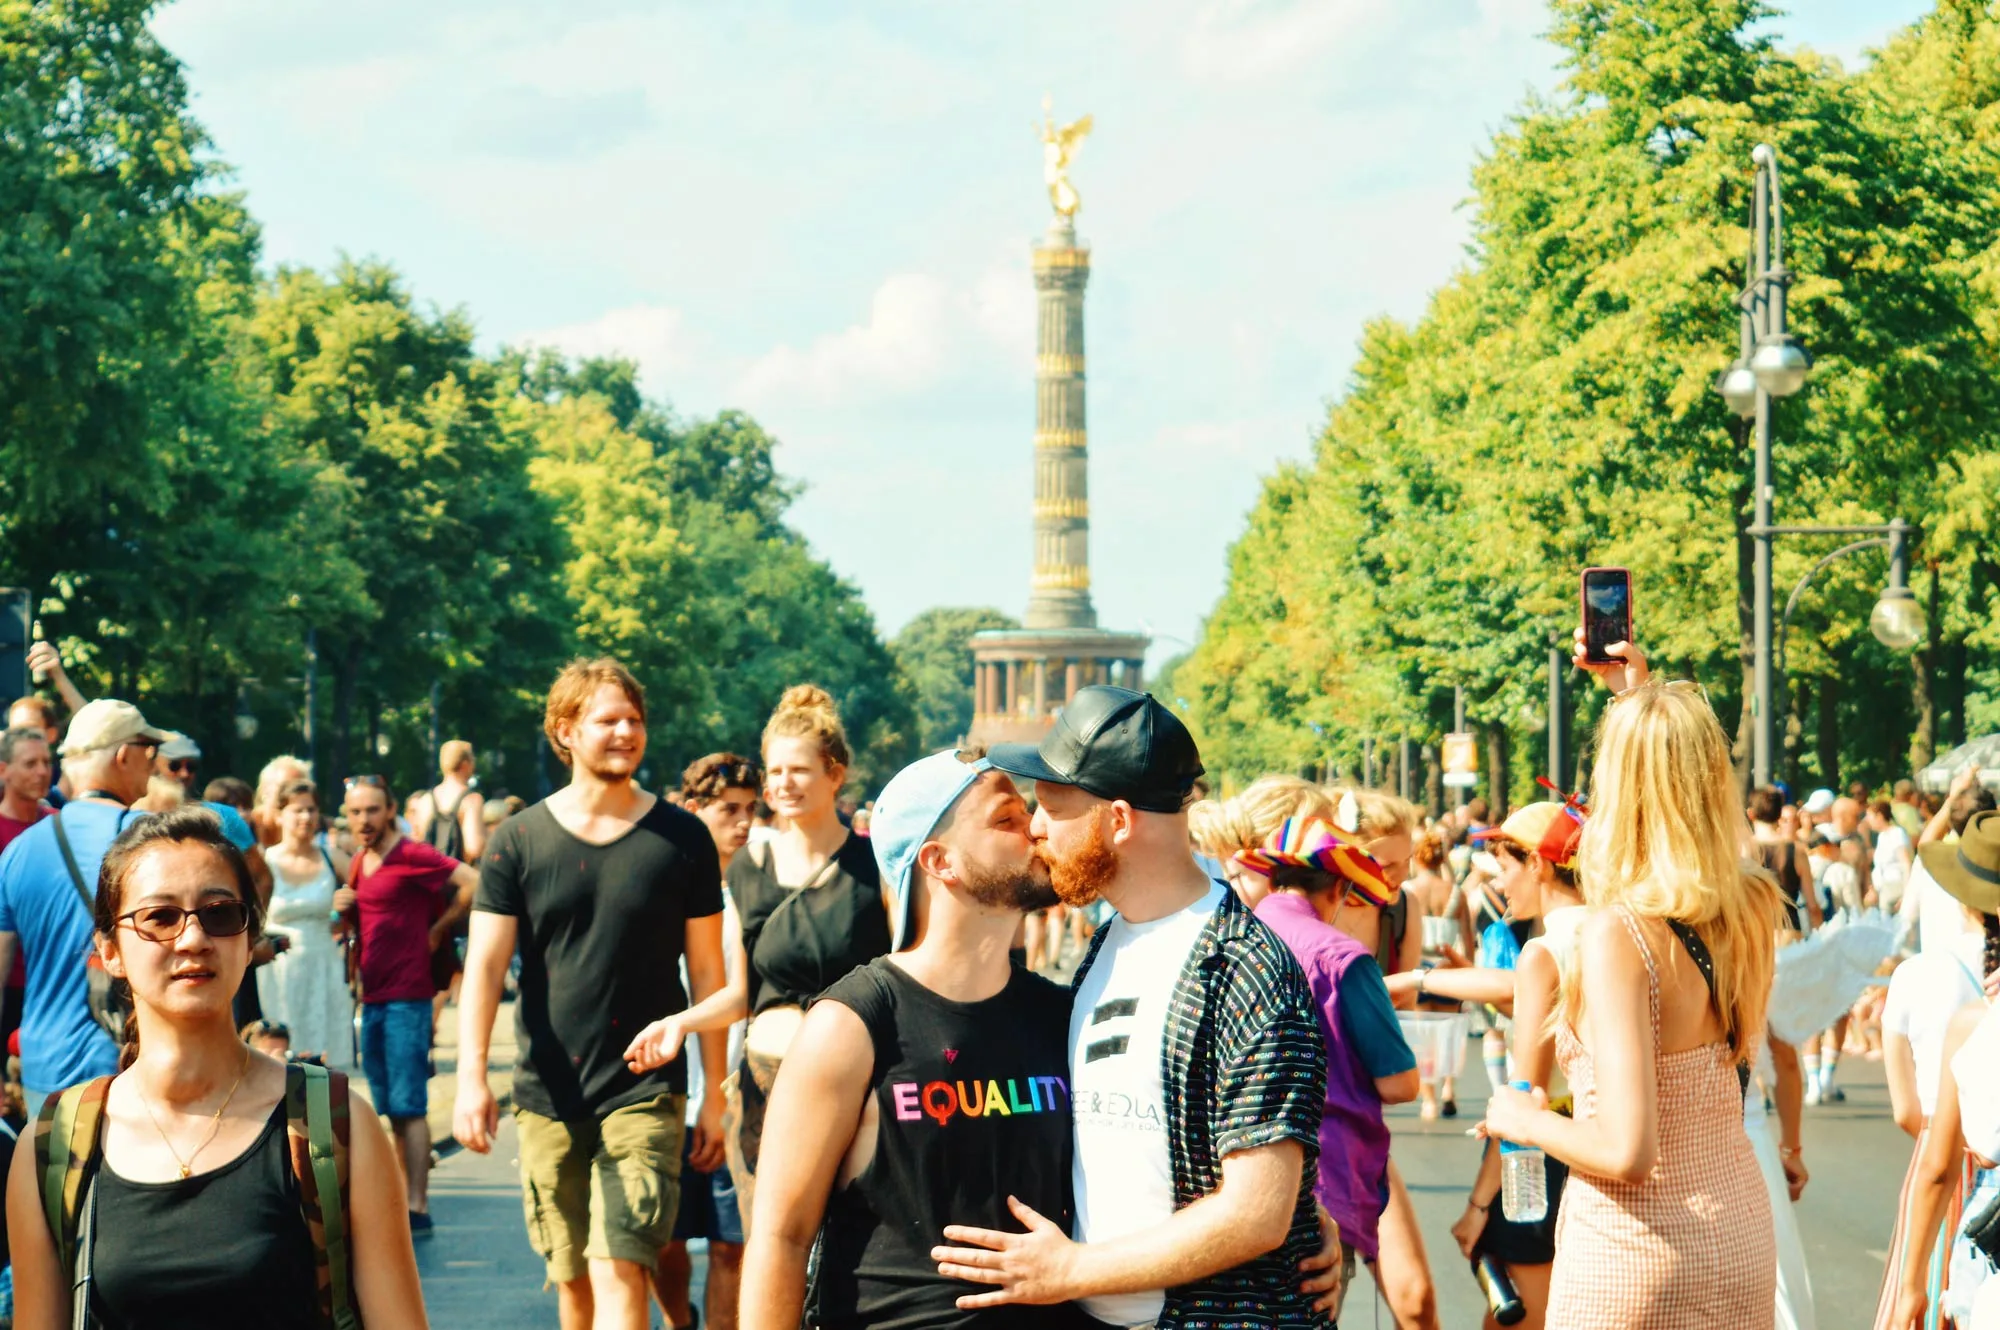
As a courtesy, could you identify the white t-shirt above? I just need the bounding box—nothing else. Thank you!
[1912,847,1978,958]
[1068,881,1224,1327]
[1951,1000,2000,1167]
[1815,858,1861,918]
[1881,938,1984,1118]
[1873,825,1913,905]
[681,890,744,1127]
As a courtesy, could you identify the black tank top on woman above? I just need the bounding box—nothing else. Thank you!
[810,957,1087,1330]
[89,1099,318,1329]
[1753,840,1807,930]
[731,834,890,1013]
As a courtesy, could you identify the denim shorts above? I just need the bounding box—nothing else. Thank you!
[670,1130,744,1245]
[360,998,432,1120]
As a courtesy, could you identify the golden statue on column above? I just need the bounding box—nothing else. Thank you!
[1039,95,1093,218]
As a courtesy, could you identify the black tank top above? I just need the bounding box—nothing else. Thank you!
[731,835,890,1013]
[89,1100,318,1329]
[810,957,1086,1330]
[1753,840,1806,929]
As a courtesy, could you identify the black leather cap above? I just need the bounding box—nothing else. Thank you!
[988,686,1204,814]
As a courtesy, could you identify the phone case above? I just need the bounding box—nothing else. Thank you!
[1581,567,1632,664]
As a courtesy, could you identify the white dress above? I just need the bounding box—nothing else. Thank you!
[1746,1046,1817,1330]
[257,851,356,1072]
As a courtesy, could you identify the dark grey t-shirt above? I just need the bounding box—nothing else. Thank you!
[475,799,721,1119]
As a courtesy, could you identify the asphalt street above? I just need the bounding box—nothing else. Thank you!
[418,1019,1909,1328]
[1378,1052,1906,1329]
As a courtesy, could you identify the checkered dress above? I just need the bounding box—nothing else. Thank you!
[1545,907,1776,1329]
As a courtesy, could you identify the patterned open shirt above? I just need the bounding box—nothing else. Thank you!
[1070,882,1333,1329]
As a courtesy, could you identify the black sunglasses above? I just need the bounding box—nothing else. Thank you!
[117,900,252,943]
[167,758,198,773]
[343,774,388,790]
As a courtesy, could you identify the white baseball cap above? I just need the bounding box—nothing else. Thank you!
[1802,788,1836,814]
[59,699,170,757]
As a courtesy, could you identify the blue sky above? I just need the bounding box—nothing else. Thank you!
[154,0,1935,666]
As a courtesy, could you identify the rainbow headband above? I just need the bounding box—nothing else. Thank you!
[1234,815,1398,907]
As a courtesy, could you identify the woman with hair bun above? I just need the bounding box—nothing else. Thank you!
[724,685,889,1226]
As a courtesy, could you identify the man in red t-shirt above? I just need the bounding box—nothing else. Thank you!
[0,726,53,1050]
[334,774,478,1229]
[0,727,53,851]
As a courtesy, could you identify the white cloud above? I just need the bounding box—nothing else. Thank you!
[151,0,1931,665]
[734,264,1031,408]
[520,305,701,389]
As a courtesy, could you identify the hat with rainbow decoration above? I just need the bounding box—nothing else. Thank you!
[1233,815,1398,907]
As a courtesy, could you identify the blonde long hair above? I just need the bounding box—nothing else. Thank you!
[1571,681,1781,1062]
[1327,786,1420,850]
[1190,775,1333,860]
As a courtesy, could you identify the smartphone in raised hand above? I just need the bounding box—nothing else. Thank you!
[1581,567,1632,664]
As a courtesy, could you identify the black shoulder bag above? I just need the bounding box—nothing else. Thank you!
[51,810,133,1041]
[1661,918,1751,1100]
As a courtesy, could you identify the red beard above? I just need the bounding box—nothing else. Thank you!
[1035,815,1119,908]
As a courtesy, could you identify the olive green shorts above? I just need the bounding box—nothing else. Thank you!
[515,1093,686,1283]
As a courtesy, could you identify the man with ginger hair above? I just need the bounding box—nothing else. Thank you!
[934,686,1334,1329]
[454,659,732,1330]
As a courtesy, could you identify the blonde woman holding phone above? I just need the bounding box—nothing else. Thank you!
[1481,636,1784,1329]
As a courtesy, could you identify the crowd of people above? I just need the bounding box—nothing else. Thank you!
[0,629,1987,1329]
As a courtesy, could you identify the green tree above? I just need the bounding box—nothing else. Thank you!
[0,0,209,604]
[517,356,919,792]
[1180,0,2000,797]
[890,607,1020,752]
[246,261,567,785]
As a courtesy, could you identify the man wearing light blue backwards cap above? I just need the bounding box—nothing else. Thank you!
[739,749,1094,1330]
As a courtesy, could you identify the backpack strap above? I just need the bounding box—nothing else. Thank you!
[50,809,97,919]
[286,1061,359,1330]
[34,1076,112,1280]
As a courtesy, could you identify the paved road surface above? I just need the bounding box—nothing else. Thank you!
[1376,1052,1906,1328]
[418,1004,1909,1328]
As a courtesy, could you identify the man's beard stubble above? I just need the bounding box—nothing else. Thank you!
[1033,815,1118,908]
[960,852,1060,913]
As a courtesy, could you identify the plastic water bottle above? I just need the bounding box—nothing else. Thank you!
[1499,1080,1548,1223]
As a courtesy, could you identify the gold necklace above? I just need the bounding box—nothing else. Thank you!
[139,1048,252,1179]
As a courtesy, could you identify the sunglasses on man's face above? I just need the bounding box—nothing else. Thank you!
[117,900,252,943]
[167,759,198,774]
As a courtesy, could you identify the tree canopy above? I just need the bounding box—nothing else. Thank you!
[0,0,920,797]
[891,607,1021,752]
[1179,0,2000,805]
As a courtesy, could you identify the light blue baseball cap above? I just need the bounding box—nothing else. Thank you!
[872,749,994,950]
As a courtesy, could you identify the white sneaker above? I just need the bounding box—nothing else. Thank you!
[1804,1082,1822,1107]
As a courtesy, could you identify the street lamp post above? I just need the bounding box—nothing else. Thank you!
[1718,144,1919,785]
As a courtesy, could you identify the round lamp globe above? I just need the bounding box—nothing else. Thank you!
[1870,589,1925,650]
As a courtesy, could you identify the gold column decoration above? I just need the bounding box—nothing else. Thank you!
[1024,214,1096,629]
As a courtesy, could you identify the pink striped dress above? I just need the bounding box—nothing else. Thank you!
[1546,908,1776,1329]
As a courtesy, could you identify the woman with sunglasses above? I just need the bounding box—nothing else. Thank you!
[6,805,427,1328]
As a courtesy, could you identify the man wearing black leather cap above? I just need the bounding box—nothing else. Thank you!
[931,686,1333,1329]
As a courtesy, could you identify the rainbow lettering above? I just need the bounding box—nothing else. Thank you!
[891,1074,1070,1126]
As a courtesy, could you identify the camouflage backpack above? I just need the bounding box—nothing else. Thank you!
[35,1060,361,1329]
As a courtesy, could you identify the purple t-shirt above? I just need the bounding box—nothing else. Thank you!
[1254,890,1404,1259]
